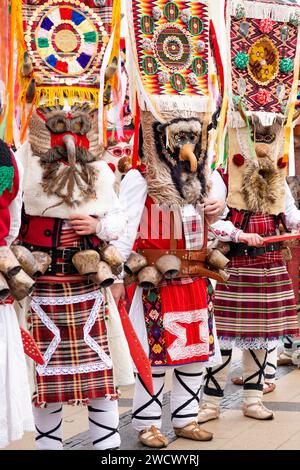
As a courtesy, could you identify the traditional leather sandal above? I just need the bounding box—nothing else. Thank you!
[277,352,293,366]
[174,421,213,441]
[242,401,274,420]
[263,382,276,394]
[198,402,220,423]
[138,425,168,448]
[231,376,243,385]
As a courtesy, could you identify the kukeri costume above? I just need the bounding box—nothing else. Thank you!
[0,140,34,448]
[199,0,300,423]
[15,0,135,451]
[111,0,227,448]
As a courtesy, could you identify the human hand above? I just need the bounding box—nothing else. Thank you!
[69,214,99,236]
[238,232,264,247]
[203,199,226,218]
[110,283,126,306]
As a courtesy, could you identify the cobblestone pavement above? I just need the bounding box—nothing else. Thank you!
[63,359,295,450]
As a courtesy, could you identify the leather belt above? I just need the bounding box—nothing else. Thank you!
[137,248,209,278]
[229,242,282,259]
[19,243,83,275]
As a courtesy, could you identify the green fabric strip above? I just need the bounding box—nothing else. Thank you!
[0,166,14,196]
[38,37,49,48]
[83,32,97,43]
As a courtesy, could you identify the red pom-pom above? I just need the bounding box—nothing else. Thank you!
[256,89,271,106]
[233,154,245,167]
[277,157,287,169]
[108,163,116,173]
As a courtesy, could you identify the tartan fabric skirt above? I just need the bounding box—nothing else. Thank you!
[214,261,299,349]
[29,279,115,406]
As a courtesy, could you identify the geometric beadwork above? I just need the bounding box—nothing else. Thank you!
[231,15,298,113]
[23,0,112,86]
[132,0,209,96]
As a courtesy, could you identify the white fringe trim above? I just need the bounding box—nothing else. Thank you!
[229,0,300,22]
[219,337,281,350]
[228,110,284,128]
[151,94,209,114]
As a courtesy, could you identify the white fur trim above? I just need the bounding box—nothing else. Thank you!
[23,146,121,218]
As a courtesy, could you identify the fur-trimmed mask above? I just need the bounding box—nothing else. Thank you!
[227,108,300,215]
[29,105,102,208]
[20,104,119,219]
[140,112,210,207]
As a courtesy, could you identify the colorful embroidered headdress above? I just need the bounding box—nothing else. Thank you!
[225,0,300,215]
[126,0,223,206]
[12,0,122,219]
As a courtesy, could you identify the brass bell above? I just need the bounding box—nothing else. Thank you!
[124,252,148,276]
[12,245,39,278]
[91,261,115,288]
[72,250,100,275]
[31,251,52,277]
[137,266,162,289]
[0,273,10,301]
[0,247,21,278]
[155,254,181,279]
[7,269,35,301]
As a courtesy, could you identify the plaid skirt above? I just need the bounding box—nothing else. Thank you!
[30,279,115,406]
[214,261,299,349]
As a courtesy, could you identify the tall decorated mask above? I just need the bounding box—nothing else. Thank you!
[18,0,121,218]
[226,0,300,215]
[126,0,219,206]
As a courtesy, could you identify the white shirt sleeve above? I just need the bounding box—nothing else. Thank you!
[110,169,147,261]
[208,170,241,242]
[284,181,300,231]
[5,156,23,247]
[96,206,128,242]
[208,170,229,220]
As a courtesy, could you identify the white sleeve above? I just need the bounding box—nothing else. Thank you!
[111,169,147,261]
[284,181,300,230]
[208,170,229,220]
[207,170,242,241]
[209,219,242,242]
[96,207,128,242]
[5,157,24,247]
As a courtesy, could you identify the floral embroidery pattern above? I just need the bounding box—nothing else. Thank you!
[143,289,167,366]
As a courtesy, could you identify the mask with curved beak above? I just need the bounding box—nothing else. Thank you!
[147,115,209,205]
[164,119,202,173]
[62,134,77,167]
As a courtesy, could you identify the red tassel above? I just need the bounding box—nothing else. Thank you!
[131,97,141,169]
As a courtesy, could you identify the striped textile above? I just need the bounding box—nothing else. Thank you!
[214,262,299,345]
[142,278,211,367]
[229,212,283,267]
[30,278,115,406]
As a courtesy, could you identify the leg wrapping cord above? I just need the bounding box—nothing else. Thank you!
[283,335,300,357]
[132,370,166,432]
[33,403,63,450]
[202,349,233,406]
[88,398,120,450]
[283,335,294,354]
[243,349,267,404]
[265,347,277,383]
[171,363,205,429]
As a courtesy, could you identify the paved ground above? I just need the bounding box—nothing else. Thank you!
[4,349,300,451]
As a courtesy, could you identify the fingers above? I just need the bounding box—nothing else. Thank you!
[247,234,264,246]
[69,214,87,221]
[204,200,225,217]
[74,229,91,235]
[205,206,222,216]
